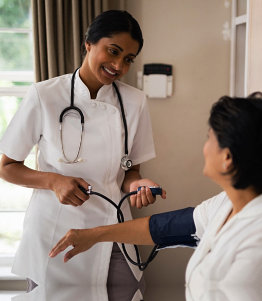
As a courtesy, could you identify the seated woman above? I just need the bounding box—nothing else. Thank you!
[50,93,262,292]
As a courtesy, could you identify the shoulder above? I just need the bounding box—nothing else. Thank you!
[193,191,229,233]
[235,194,262,243]
[115,80,146,100]
[114,81,147,114]
[31,74,72,106]
[34,74,71,91]
[196,191,229,215]
[227,210,262,268]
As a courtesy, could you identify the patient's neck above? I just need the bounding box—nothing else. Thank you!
[225,186,258,216]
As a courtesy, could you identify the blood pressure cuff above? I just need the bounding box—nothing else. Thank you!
[149,207,198,249]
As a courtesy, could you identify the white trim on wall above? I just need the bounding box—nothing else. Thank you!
[230,0,249,97]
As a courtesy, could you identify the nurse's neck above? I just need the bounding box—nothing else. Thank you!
[79,67,103,99]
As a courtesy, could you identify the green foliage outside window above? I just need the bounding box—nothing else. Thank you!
[0,0,30,28]
[0,33,33,70]
[0,0,33,71]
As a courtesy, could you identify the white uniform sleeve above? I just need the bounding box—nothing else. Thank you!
[0,84,42,161]
[129,96,156,165]
[193,191,227,239]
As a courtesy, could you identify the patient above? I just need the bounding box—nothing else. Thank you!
[50,92,262,291]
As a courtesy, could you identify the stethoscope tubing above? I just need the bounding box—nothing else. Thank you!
[112,82,129,156]
[59,68,85,124]
[59,68,131,168]
[89,189,159,271]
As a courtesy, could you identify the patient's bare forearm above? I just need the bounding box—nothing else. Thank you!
[96,216,154,245]
[49,216,155,261]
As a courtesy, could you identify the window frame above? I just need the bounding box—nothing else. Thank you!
[0,14,35,267]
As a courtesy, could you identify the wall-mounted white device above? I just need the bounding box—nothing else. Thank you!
[142,63,173,98]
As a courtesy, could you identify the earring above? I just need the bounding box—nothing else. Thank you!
[223,162,227,170]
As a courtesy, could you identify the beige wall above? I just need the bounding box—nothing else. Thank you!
[124,0,231,287]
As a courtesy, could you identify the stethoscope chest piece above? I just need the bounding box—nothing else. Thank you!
[121,155,133,171]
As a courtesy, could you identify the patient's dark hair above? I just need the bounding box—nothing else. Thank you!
[208,92,262,194]
[81,10,143,56]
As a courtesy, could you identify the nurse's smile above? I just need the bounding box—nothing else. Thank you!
[101,65,119,79]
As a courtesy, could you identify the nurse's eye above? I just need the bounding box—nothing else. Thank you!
[108,48,119,56]
[125,57,135,64]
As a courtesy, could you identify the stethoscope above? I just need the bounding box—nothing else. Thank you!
[59,68,133,170]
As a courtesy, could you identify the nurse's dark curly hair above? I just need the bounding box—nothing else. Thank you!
[208,92,262,194]
[81,10,143,56]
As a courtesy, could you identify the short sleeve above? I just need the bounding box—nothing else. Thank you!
[0,84,42,161]
[129,96,156,165]
[193,191,227,239]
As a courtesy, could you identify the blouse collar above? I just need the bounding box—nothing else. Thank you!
[235,193,262,219]
[74,69,113,100]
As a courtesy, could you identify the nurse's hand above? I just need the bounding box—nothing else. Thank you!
[50,174,90,207]
[129,179,166,209]
[49,229,95,262]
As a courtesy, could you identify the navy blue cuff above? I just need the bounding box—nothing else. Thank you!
[149,207,197,248]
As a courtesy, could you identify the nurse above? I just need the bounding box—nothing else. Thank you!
[0,10,166,290]
[50,93,262,293]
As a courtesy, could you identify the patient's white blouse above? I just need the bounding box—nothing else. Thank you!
[187,192,262,299]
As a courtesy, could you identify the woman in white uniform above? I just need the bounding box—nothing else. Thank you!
[50,93,262,296]
[0,10,166,292]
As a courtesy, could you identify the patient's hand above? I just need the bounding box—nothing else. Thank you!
[49,229,96,262]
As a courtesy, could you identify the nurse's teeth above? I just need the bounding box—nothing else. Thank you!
[104,67,116,75]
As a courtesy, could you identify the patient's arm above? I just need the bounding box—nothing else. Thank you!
[149,207,197,249]
[49,216,154,262]
[49,207,197,262]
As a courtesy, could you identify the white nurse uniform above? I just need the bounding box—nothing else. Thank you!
[0,70,155,286]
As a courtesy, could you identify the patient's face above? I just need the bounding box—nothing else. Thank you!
[202,128,224,182]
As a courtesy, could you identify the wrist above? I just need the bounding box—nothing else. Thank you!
[93,226,107,243]
[46,172,61,191]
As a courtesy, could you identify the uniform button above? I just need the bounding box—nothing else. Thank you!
[101,104,107,110]
[91,103,97,108]
[111,108,116,114]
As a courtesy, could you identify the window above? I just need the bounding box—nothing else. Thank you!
[0,0,34,263]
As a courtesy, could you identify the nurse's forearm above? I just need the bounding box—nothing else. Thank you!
[0,155,90,206]
[121,164,141,193]
[0,155,54,189]
[95,216,154,245]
